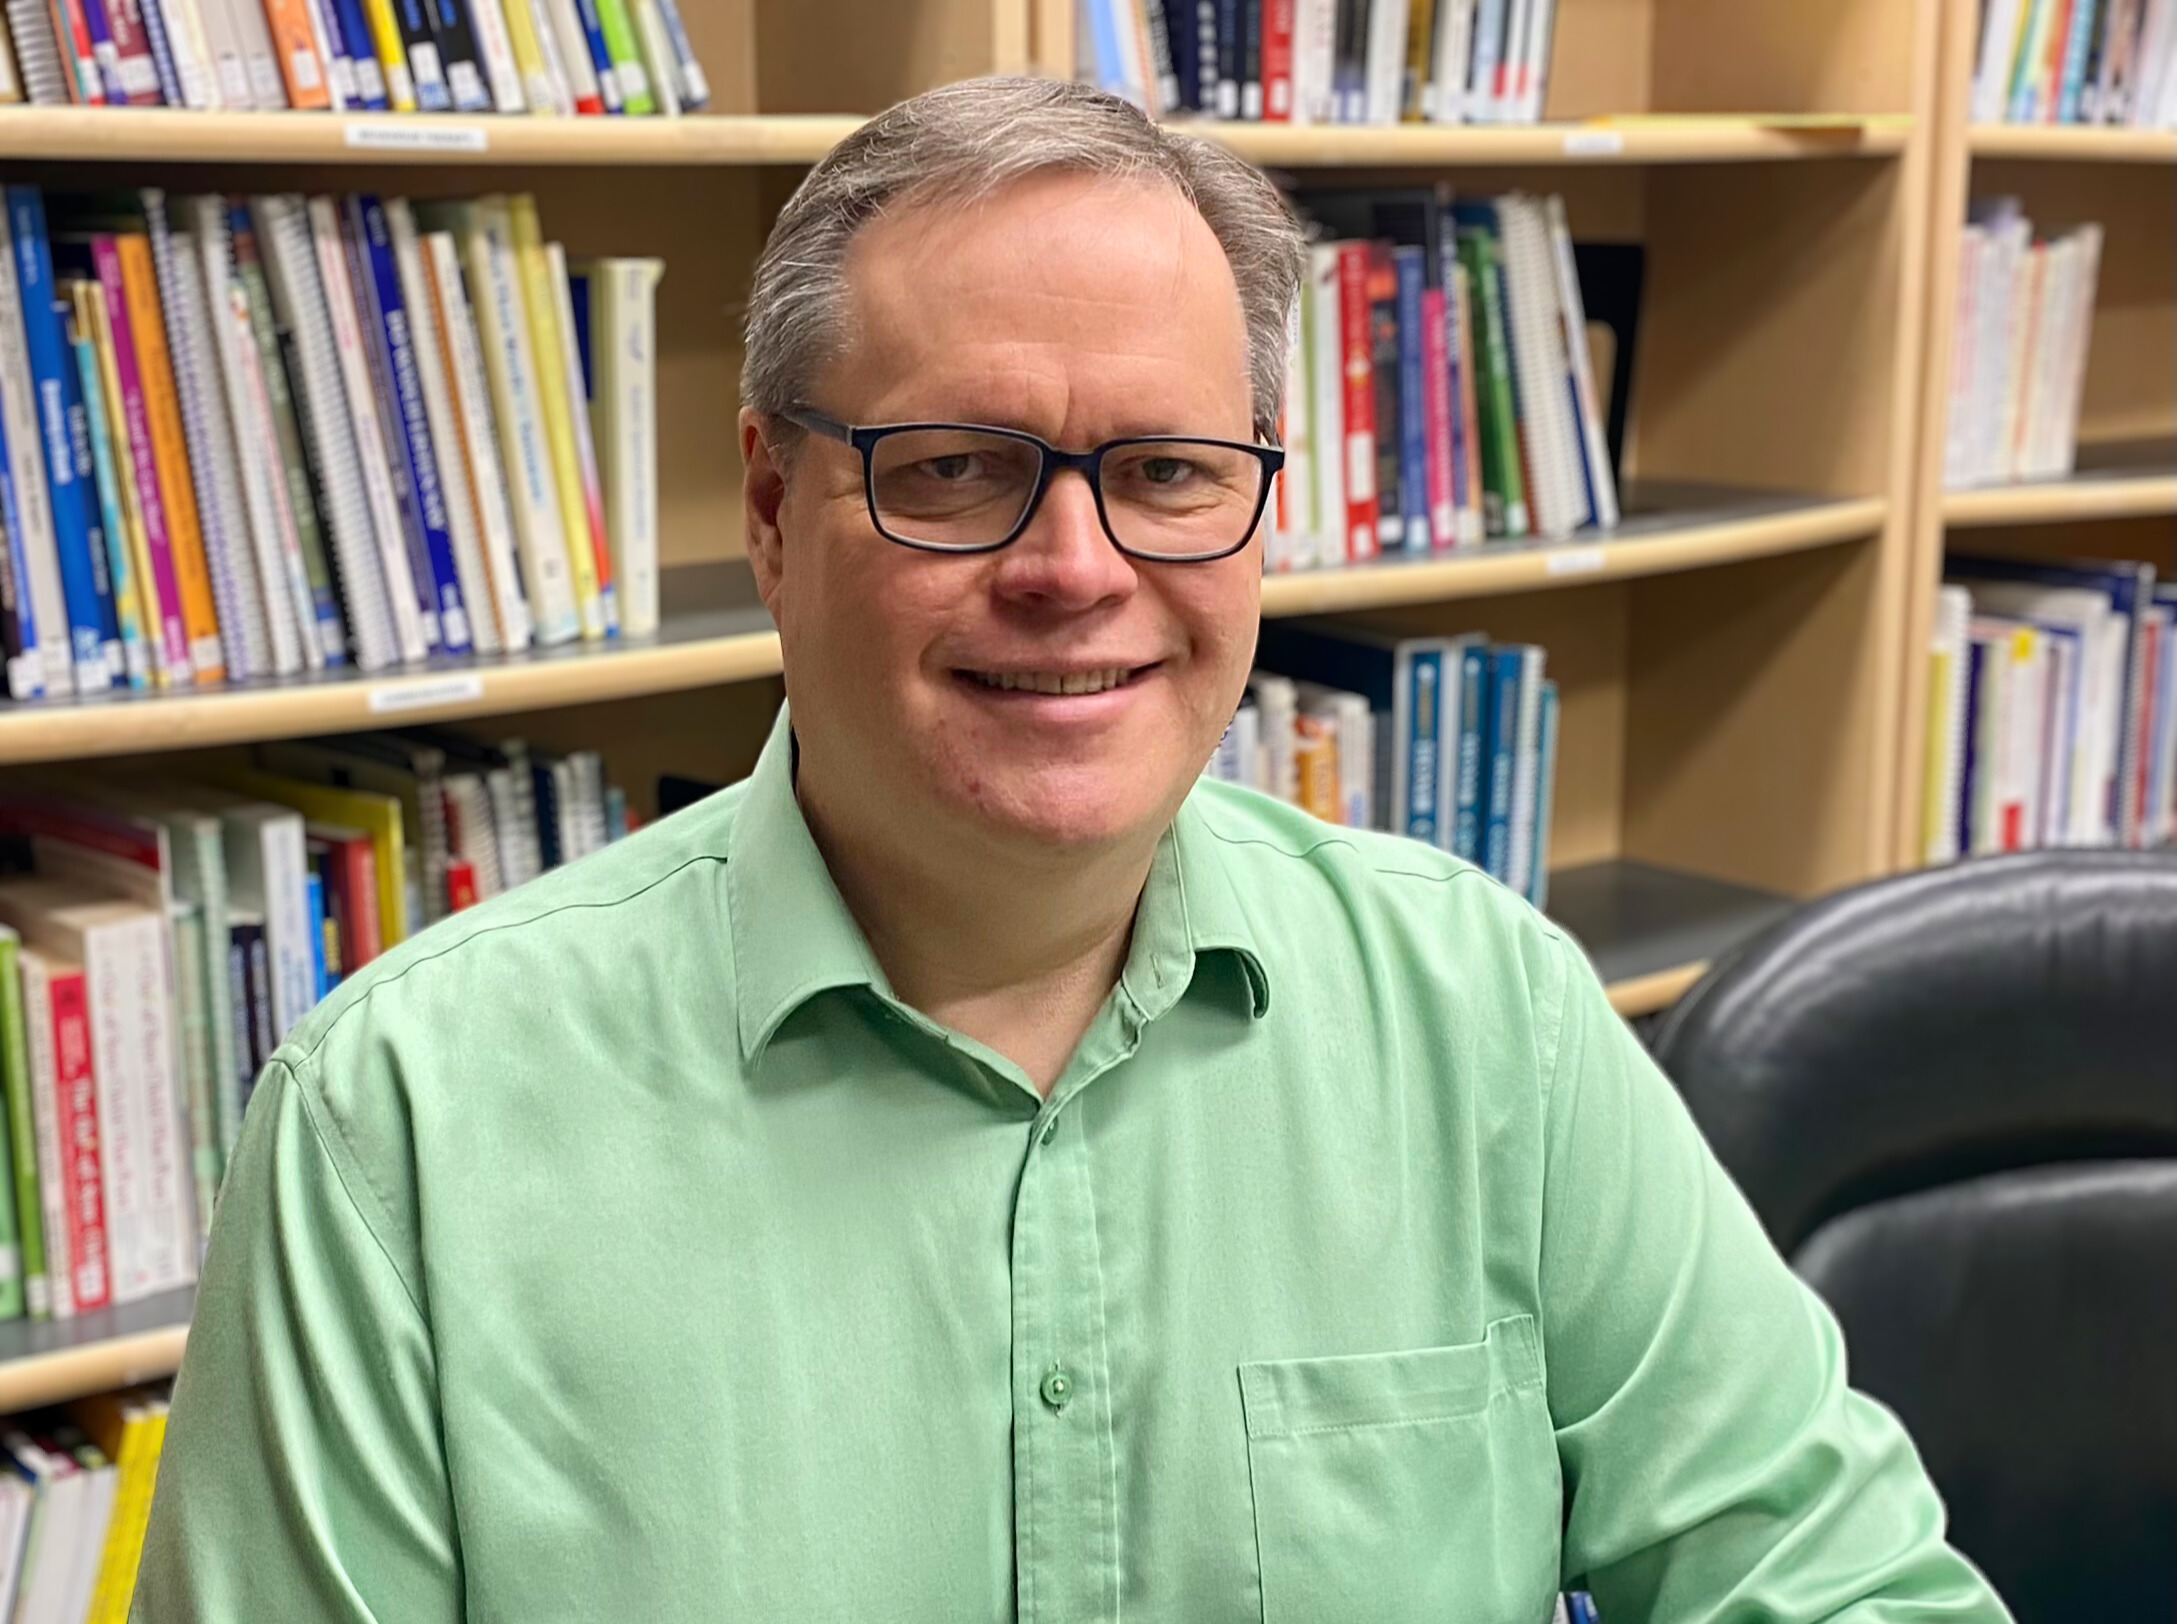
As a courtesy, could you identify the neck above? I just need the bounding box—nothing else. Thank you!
[796,758,1159,1095]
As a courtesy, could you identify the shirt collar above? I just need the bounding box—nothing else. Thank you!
[728,706,1273,1067]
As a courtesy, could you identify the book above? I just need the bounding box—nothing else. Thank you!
[545,242,614,636]
[0,200,67,699]
[62,281,149,690]
[16,946,105,1317]
[564,0,619,111]
[1527,678,1558,908]
[508,195,605,640]
[570,256,661,639]
[1501,642,1547,895]
[73,1387,168,1624]
[1451,204,1527,538]
[1480,642,1523,879]
[1390,243,1430,552]
[0,926,48,1318]
[1333,240,1378,561]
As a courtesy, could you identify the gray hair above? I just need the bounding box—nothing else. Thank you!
[742,75,1307,444]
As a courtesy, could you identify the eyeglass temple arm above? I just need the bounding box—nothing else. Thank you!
[778,407,855,444]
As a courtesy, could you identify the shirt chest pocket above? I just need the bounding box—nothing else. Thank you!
[1237,1315,1562,1624]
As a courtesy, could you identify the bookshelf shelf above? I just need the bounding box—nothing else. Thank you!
[1966,123,2177,163]
[0,1289,193,1413]
[1257,490,1884,618]
[0,606,780,767]
[1547,859,1795,1017]
[1940,439,2177,526]
[0,108,1914,172]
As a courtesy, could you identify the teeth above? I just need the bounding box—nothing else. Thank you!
[970,667,1132,695]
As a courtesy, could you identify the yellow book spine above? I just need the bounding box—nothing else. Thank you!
[500,0,555,113]
[99,1406,169,1623]
[1922,646,1952,861]
[116,233,224,685]
[507,195,604,641]
[358,0,417,109]
[79,281,165,689]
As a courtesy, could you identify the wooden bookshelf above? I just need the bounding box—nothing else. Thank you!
[1551,858,1796,1015]
[0,1290,193,1413]
[1967,123,2177,163]
[1894,0,2177,864]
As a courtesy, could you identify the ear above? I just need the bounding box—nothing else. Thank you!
[741,407,788,616]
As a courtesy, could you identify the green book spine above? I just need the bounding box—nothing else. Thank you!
[1457,223,1528,540]
[0,931,36,1320]
[592,0,656,113]
[171,907,220,1247]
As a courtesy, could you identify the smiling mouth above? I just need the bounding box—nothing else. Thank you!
[958,665,1157,696]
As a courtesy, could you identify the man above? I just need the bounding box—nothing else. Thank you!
[135,77,2010,1623]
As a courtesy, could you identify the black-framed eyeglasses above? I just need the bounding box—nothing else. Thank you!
[780,407,1284,563]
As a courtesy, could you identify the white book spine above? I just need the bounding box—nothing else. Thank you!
[1990,234,2040,482]
[250,195,400,673]
[160,0,224,105]
[465,0,527,110]
[1305,244,1345,572]
[1943,226,1983,488]
[16,948,75,1319]
[425,230,532,651]
[0,204,65,696]
[1363,0,1409,122]
[1430,0,1474,122]
[465,201,580,645]
[167,226,275,681]
[129,909,193,1294]
[197,0,257,107]
[1517,0,1558,120]
[262,817,315,1040]
[537,0,598,106]
[1928,584,1971,863]
[2053,222,2102,473]
[79,918,151,1306]
[389,203,502,655]
[631,0,679,114]
[1292,0,1335,123]
[297,0,350,108]
[4,0,72,103]
[1273,299,1312,576]
[1544,194,1617,529]
[225,0,289,105]
[596,258,661,639]
[1498,198,1586,537]
[190,198,307,677]
[308,194,428,664]
[1973,0,2028,121]
[1493,0,1534,122]
[2013,235,2063,480]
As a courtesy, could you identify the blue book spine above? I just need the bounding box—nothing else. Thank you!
[1392,246,1430,554]
[61,333,122,680]
[1482,645,1522,881]
[358,197,471,655]
[1165,0,1198,108]
[396,0,452,108]
[334,0,391,108]
[1528,680,1558,906]
[2056,0,2101,122]
[0,405,40,699]
[1469,0,1507,117]
[305,871,328,1002]
[6,188,112,696]
[135,0,185,105]
[71,330,149,690]
[569,0,623,112]
[1452,642,1487,859]
[1190,0,1217,109]
[1567,1595,1600,1624]
[1403,646,1443,844]
[1214,0,1240,113]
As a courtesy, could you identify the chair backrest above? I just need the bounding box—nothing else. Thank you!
[1648,850,2177,1623]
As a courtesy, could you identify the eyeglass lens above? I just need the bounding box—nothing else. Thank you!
[866,429,1265,557]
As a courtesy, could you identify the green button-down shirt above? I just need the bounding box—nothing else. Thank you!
[135,708,2007,1624]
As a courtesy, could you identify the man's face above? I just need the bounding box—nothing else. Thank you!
[744,171,1263,858]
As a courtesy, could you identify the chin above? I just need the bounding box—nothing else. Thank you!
[949,766,1179,853]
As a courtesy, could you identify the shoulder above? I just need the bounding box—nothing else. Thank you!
[1181,776,1584,1049]
[278,777,752,1078]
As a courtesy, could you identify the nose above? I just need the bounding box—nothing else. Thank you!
[990,466,1140,613]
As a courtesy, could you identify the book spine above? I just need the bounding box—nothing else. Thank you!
[356,0,414,105]
[68,302,151,690]
[588,257,658,638]
[1527,678,1557,906]
[1418,281,1455,549]
[564,0,618,108]
[388,0,447,104]
[4,0,76,103]
[643,0,699,105]
[423,0,490,107]
[425,229,531,650]
[301,0,356,109]
[1467,0,1505,120]
[48,959,109,1315]
[545,243,614,636]
[77,918,147,1304]
[1456,213,1527,537]
[0,409,33,697]
[622,0,671,111]
[1392,246,1429,552]
[0,199,72,694]
[307,194,427,664]
[154,0,221,104]
[536,0,598,111]
[85,247,175,689]
[51,0,107,100]
[1334,240,1378,563]
[507,197,602,637]
[359,197,470,655]
[2057,0,2102,117]
[497,0,555,111]
[1451,257,1486,543]
[0,933,47,1319]
[1366,245,1402,548]
[6,188,113,695]
[17,950,76,1318]
[460,0,521,107]
[329,0,387,103]
[98,0,164,100]
[589,0,646,110]
[1545,194,1618,529]
[1505,644,1544,894]
[60,303,127,687]
[112,231,217,682]
[387,202,498,656]
[1452,641,1486,859]
[1402,646,1443,842]
[231,210,344,666]
[1259,0,1293,117]
[1482,644,1520,880]
[168,910,218,1248]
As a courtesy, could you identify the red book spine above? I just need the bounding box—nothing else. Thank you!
[338,835,381,966]
[1261,0,1295,121]
[1418,283,1455,550]
[102,0,163,101]
[446,859,479,912]
[48,966,110,1315]
[47,0,107,101]
[1335,242,1379,564]
[2131,618,2162,842]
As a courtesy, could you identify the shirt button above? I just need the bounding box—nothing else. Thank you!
[1038,1116,1059,1146]
[1039,1367,1072,1412]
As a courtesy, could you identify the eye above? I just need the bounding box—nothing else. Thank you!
[918,453,983,482]
[1138,456,1197,486]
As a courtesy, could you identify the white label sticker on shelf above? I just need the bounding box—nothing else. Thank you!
[343,120,490,153]
[367,673,486,714]
[1545,545,1609,577]
[1562,129,1625,156]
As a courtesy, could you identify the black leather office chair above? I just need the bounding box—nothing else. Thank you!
[1647,851,2177,1624]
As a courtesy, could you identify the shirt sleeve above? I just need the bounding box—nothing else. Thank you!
[1537,932,2012,1623]
[132,1053,463,1624]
